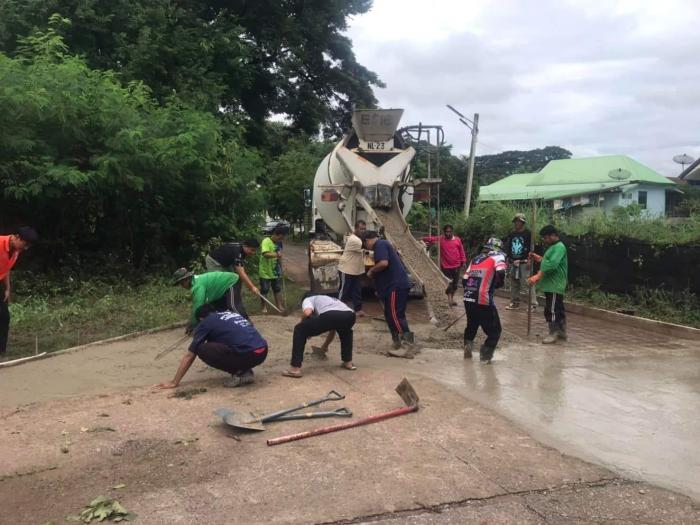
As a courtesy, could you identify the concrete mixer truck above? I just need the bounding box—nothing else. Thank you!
[308,109,451,324]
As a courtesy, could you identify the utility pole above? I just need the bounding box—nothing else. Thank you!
[446,105,479,216]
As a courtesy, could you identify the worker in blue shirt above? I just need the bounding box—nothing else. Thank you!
[156,305,268,389]
[364,231,416,358]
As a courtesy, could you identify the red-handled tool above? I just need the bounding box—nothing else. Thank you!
[267,378,419,446]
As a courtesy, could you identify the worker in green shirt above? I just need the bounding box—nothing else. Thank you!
[172,268,243,331]
[528,225,568,344]
[259,225,286,314]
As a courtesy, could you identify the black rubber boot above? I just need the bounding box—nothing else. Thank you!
[463,341,474,359]
[479,345,495,363]
[391,333,402,349]
[558,321,568,341]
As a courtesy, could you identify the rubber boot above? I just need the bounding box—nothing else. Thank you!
[463,341,474,359]
[479,345,495,363]
[542,323,559,344]
[402,331,420,354]
[391,333,402,350]
[557,321,568,341]
[389,332,416,359]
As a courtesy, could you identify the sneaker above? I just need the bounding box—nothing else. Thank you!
[223,369,255,388]
[528,305,537,311]
[505,303,520,310]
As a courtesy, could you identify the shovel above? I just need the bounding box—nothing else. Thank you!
[267,378,419,446]
[215,390,345,431]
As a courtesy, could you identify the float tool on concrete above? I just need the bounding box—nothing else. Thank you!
[215,390,345,431]
[154,334,190,360]
[266,378,419,446]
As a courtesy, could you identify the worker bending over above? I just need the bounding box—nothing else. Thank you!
[172,268,247,333]
[156,305,268,389]
[364,231,415,358]
[463,238,506,363]
[283,294,356,378]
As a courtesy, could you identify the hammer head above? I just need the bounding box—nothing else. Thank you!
[395,378,419,407]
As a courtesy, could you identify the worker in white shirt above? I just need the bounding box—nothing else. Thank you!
[282,294,357,378]
[338,220,367,316]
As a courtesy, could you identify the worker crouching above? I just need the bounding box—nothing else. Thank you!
[462,238,507,363]
[156,305,268,390]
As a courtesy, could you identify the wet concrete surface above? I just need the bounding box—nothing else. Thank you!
[388,297,700,502]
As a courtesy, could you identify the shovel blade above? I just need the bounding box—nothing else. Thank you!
[395,378,419,407]
[215,408,266,431]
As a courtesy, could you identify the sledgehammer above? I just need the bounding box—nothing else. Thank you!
[266,378,419,446]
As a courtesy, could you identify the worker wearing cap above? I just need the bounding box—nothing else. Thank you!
[364,231,416,357]
[528,225,568,344]
[156,304,268,389]
[259,226,287,314]
[172,268,245,333]
[504,213,537,310]
[206,239,260,319]
[0,227,38,355]
[462,237,506,363]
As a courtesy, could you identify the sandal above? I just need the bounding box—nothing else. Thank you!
[340,363,357,371]
[282,370,303,378]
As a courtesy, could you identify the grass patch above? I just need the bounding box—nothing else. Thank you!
[5,275,308,360]
[567,278,700,328]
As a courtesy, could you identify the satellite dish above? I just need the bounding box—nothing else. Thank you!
[673,154,695,172]
[608,168,631,180]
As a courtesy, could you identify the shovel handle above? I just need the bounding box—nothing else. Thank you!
[270,407,353,421]
[260,390,345,423]
[267,404,418,446]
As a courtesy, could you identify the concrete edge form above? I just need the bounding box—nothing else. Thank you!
[495,290,700,340]
[0,321,187,369]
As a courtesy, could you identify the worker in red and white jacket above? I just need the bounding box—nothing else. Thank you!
[462,237,506,363]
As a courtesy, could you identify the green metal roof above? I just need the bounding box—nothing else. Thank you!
[479,155,674,201]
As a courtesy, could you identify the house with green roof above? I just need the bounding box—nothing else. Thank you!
[479,155,677,216]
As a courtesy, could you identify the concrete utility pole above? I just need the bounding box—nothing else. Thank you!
[446,105,479,216]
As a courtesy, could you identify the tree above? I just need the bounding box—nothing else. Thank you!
[0,0,382,138]
[265,140,334,224]
[474,146,572,186]
[0,23,265,270]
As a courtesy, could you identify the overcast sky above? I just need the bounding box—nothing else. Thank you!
[346,0,700,176]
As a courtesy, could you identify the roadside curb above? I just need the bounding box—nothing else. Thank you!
[495,290,699,340]
[0,321,187,369]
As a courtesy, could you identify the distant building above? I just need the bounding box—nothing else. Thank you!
[479,155,678,216]
[678,157,700,186]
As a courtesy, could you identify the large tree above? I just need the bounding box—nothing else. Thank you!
[0,0,382,139]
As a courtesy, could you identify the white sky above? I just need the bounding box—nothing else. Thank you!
[346,0,700,175]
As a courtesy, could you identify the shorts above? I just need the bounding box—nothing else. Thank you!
[260,277,282,295]
[442,267,461,294]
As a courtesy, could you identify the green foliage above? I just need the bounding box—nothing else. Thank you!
[1,30,265,268]
[265,139,334,223]
[69,495,134,523]
[569,277,700,328]
[0,1,381,136]
[552,208,700,246]
[675,185,700,216]
[476,146,572,186]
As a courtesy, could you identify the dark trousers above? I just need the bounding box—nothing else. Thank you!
[195,343,267,375]
[544,292,566,327]
[442,267,461,295]
[339,272,363,311]
[291,310,356,367]
[0,283,8,354]
[383,287,410,336]
[464,302,502,349]
[212,282,248,319]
